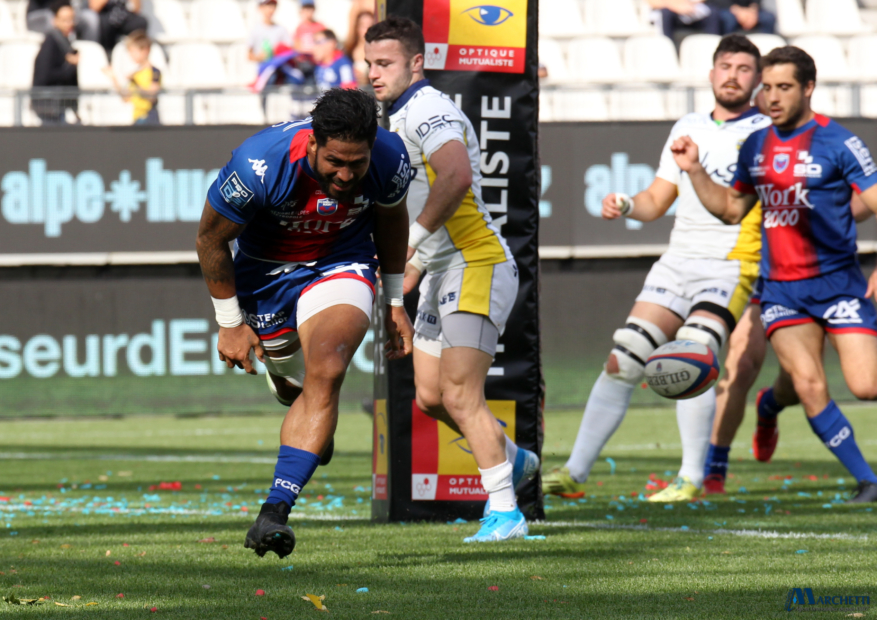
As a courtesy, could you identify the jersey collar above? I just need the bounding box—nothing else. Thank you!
[772,116,820,141]
[388,79,430,116]
[711,106,760,126]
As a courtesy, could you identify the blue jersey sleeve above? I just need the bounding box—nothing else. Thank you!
[839,133,877,194]
[731,132,758,194]
[206,143,270,224]
[372,129,413,207]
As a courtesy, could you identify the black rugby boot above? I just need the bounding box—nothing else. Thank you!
[846,481,877,504]
[245,501,295,558]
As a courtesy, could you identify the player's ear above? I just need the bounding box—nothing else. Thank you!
[803,80,816,99]
[411,52,424,74]
[307,133,317,158]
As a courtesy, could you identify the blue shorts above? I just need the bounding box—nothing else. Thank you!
[234,252,378,340]
[760,266,877,338]
[750,276,764,305]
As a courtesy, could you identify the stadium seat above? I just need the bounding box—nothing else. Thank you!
[0,2,17,40]
[608,86,668,120]
[539,0,587,38]
[150,0,191,43]
[678,34,721,83]
[550,88,610,121]
[538,90,554,122]
[665,86,715,117]
[791,35,851,81]
[77,93,133,125]
[164,42,229,88]
[775,0,809,37]
[72,40,112,89]
[582,0,650,37]
[110,39,168,79]
[745,33,787,56]
[225,42,258,87]
[848,35,877,80]
[623,35,681,83]
[806,0,870,35]
[0,93,14,126]
[538,38,570,85]
[566,37,625,84]
[0,41,40,88]
[199,93,266,124]
[191,0,246,43]
[859,85,877,118]
[314,0,352,43]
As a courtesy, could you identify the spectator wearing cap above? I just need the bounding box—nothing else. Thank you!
[26,0,99,42]
[248,0,292,63]
[312,29,355,90]
[90,0,149,54]
[32,0,79,124]
[293,0,325,55]
[710,0,776,34]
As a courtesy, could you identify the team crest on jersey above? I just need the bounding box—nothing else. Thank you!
[773,153,790,174]
[316,197,338,215]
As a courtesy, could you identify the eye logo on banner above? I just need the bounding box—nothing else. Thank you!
[423,0,527,73]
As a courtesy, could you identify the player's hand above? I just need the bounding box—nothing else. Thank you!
[670,135,701,173]
[602,193,623,220]
[217,323,265,375]
[867,268,877,303]
[403,261,421,295]
[384,305,414,360]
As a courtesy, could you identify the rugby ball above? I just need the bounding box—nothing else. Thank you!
[644,340,720,400]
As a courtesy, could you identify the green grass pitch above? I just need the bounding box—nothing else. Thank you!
[1,405,876,618]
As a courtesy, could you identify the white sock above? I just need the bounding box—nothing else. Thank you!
[504,435,519,465]
[479,459,516,513]
[676,387,716,488]
[565,372,634,483]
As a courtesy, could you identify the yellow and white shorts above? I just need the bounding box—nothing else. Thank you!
[636,253,759,328]
[413,260,519,357]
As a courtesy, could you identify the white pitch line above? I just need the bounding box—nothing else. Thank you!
[535,520,869,540]
[0,452,277,464]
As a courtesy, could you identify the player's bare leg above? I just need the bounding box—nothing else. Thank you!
[772,323,877,502]
[703,305,765,493]
[246,304,370,558]
[548,302,681,498]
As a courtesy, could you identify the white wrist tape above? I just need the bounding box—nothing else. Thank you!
[211,295,244,328]
[408,221,432,250]
[616,193,635,217]
[383,273,405,307]
[408,251,424,273]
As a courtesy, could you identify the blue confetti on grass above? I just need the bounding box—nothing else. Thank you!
[605,457,616,475]
[281,566,294,571]
[680,525,689,531]
[9,531,17,536]
[524,535,546,540]
[822,504,832,509]
[605,514,614,520]
[357,588,369,593]
[664,504,674,510]
[796,550,808,554]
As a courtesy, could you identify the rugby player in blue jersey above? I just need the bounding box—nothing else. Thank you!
[196,88,414,557]
[674,46,877,502]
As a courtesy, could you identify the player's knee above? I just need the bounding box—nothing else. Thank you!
[725,350,763,388]
[676,315,728,358]
[606,317,668,385]
[439,382,480,419]
[415,386,443,416]
[791,374,828,406]
[850,382,877,401]
[306,355,348,391]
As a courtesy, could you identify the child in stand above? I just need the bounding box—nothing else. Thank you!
[103,29,160,125]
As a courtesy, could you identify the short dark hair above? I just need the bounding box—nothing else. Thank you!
[311,88,379,148]
[364,16,425,58]
[51,0,71,15]
[317,29,337,42]
[712,34,760,66]
[761,46,817,86]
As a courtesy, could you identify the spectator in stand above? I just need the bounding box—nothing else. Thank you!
[27,0,99,41]
[710,0,776,34]
[32,0,79,124]
[649,0,720,38]
[293,0,325,56]
[248,0,292,63]
[312,29,356,90]
[102,30,161,125]
[344,10,375,87]
[90,0,148,55]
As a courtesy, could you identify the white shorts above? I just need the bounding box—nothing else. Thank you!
[413,260,519,357]
[636,254,759,326]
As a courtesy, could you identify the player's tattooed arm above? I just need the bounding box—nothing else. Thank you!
[196,200,247,299]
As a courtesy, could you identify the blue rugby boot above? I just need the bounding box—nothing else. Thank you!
[483,448,540,517]
[464,507,528,543]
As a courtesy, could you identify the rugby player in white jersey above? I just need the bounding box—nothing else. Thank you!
[365,16,539,541]
[543,35,771,502]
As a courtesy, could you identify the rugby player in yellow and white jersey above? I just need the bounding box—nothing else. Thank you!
[542,35,772,503]
[365,16,539,542]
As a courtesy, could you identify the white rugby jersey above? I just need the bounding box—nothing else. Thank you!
[656,108,772,263]
[388,80,513,273]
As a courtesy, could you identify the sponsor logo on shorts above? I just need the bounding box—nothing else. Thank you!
[219,171,254,209]
[417,310,438,325]
[439,292,457,305]
[243,310,287,330]
[274,478,302,495]
[761,304,798,325]
[823,299,863,324]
